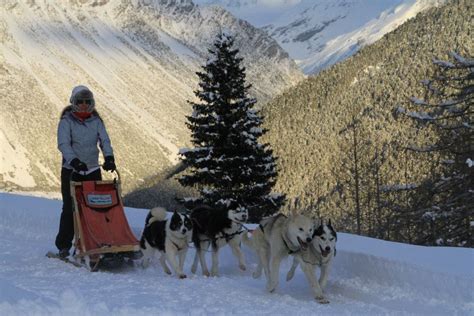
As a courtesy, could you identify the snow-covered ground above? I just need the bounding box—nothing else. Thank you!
[0,192,472,315]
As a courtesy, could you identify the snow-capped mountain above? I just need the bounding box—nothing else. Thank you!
[0,0,302,191]
[195,0,444,74]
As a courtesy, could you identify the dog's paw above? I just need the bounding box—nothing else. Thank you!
[191,265,197,274]
[252,271,261,279]
[202,271,210,277]
[266,283,277,293]
[210,271,219,277]
[164,269,172,275]
[239,264,246,271]
[178,274,187,279]
[315,296,330,304]
[286,271,295,281]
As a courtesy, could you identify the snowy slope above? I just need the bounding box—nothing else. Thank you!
[0,192,473,315]
[195,0,444,74]
[0,0,302,192]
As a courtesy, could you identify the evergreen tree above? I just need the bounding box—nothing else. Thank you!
[399,52,473,246]
[179,33,285,221]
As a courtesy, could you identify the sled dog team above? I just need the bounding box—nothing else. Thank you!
[140,205,337,303]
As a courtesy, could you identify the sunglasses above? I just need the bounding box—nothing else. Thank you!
[75,99,93,105]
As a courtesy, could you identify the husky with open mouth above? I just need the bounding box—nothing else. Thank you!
[242,211,314,294]
[286,219,337,304]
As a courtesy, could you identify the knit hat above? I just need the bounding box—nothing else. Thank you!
[70,85,95,112]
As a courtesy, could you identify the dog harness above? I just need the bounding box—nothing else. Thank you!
[197,224,244,243]
[282,231,301,254]
[260,214,301,254]
[223,229,243,242]
[171,240,184,252]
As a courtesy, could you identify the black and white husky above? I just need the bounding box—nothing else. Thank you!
[190,205,248,277]
[286,219,337,304]
[140,207,193,279]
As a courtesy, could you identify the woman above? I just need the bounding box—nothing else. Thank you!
[56,85,116,258]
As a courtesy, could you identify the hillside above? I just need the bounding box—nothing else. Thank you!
[261,0,472,232]
[0,0,302,192]
[0,192,472,314]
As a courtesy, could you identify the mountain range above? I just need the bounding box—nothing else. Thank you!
[0,0,302,192]
[1,0,459,200]
[194,0,444,74]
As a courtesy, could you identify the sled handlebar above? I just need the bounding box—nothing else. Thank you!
[100,165,121,184]
[70,166,121,184]
[68,166,124,212]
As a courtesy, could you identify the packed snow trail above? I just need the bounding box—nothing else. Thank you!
[0,193,472,315]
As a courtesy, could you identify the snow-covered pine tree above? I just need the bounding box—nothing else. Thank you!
[399,52,473,247]
[179,33,285,221]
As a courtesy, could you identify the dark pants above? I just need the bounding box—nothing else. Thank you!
[55,167,102,251]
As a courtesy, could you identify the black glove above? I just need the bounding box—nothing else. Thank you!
[103,156,116,172]
[70,158,88,172]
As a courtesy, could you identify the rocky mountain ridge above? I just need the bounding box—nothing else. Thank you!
[0,0,302,192]
[195,0,444,74]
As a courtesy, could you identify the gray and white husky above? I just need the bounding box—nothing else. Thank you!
[140,207,193,279]
[286,219,337,304]
[242,211,314,294]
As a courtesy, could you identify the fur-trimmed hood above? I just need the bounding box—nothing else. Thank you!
[60,105,102,121]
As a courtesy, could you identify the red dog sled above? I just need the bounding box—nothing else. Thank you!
[70,169,141,270]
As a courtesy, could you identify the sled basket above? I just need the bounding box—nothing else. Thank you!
[71,171,140,259]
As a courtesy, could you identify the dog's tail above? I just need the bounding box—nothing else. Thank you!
[148,206,167,225]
